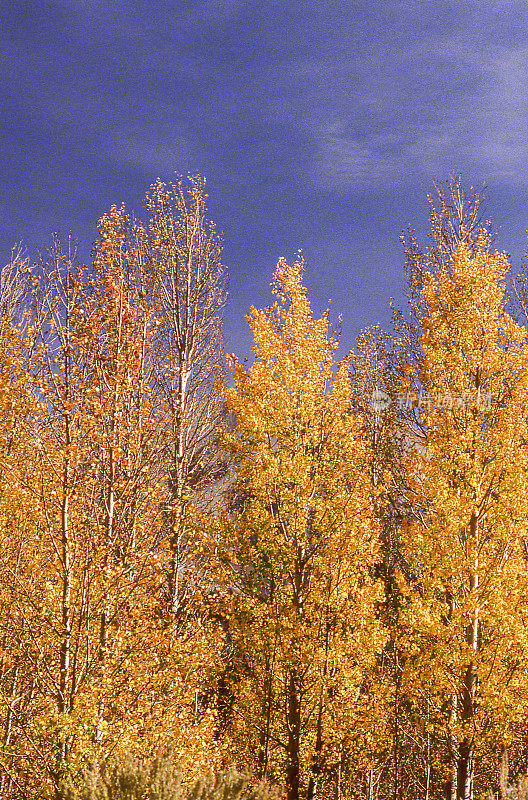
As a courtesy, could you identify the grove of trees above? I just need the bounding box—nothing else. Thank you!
[0,176,527,800]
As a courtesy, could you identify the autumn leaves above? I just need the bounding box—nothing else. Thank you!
[0,179,228,797]
[1,177,528,800]
[215,183,528,800]
[217,257,386,799]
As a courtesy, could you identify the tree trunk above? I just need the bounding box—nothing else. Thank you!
[258,644,275,781]
[58,426,72,763]
[168,362,188,624]
[286,669,302,800]
[96,426,115,746]
[307,590,330,800]
[457,512,479,800]
[394,649,400,800]
[334,745,342,800]
[56,294,73,788]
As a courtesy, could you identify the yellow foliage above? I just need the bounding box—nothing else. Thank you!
[215,257,386,796]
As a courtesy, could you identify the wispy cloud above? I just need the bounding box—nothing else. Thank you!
[296,36,528,191]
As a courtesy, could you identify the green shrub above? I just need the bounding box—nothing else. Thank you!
[60,753,183,800]
[60,755,282,800]
[499,750,528,800]
[186,768,281,800]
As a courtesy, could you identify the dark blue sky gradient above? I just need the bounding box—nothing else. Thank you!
[2,0,528,359]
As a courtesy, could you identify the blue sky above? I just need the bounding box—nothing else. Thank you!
[2,0,528,360]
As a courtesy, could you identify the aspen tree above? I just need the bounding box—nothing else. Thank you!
[349,327,412,800]
[0,254,46,798]
[146,177,228,627]
[214,257,385,800]
[0,178,230,795]
[396,224,528,800]
[83,206,223,778]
